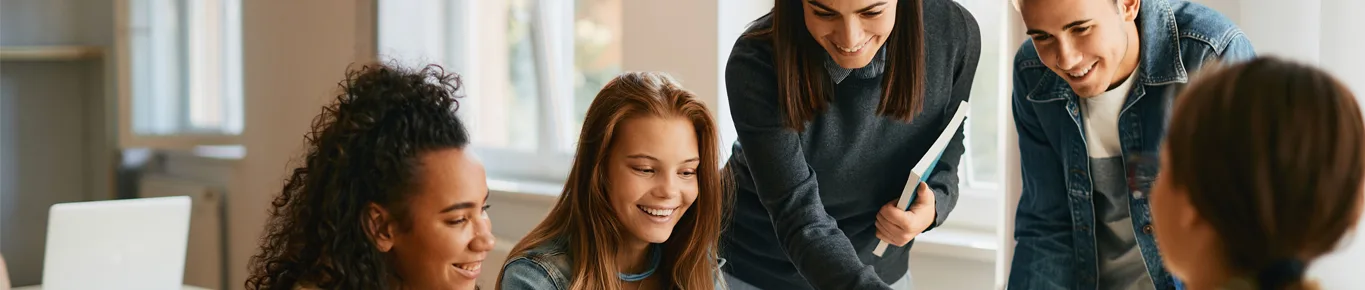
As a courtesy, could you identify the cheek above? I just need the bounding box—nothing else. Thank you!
[804,19,834,40]
[420,225,462,255]
[869,15,895,36]
[605,169,647,211]
[682,181,700,206]
[1032,43,1058,66]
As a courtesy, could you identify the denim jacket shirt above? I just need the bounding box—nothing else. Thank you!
[1008,0,1254,289]
[499,237,727,290]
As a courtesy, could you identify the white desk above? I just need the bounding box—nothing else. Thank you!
[13,285,210,290]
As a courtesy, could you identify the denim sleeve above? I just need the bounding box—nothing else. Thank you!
[921,1,981,234]
[1218,30,1256,62]
[1006,56,1078,289]
[725,36,892,290]
[499,258,559,290]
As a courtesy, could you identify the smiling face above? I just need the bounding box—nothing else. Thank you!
[605,116,701,247]
[381,148,493,290]
[803,0,898,69]
[1021,0,1141,97]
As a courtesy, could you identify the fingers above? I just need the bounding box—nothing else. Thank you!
[910,182,936,211]
[877,209,907,232]
[876,219,912,247]
[879,202,911,230]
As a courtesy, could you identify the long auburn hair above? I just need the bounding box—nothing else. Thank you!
[748,0,927,130]
[245,63,471,289]
[1163,57,1364,290]
[497,72,730,290]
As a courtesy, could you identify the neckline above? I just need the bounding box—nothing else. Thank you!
[618,243,663,282]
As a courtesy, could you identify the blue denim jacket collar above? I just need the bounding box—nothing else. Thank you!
[504,236,727,289]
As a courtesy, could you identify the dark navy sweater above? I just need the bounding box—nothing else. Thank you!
[720,1,981,289]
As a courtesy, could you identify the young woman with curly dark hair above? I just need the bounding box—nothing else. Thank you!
[246,63,494,290]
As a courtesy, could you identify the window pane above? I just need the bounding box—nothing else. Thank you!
[129,0,242,137]
[958,0,1003,187]
[501,0,541,151]
[463,0,540,151]
[567,0,623,147]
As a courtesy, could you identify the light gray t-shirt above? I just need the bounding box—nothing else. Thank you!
[1081,68,1155,290]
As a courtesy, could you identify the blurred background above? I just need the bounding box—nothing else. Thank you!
[0,0,1360,289]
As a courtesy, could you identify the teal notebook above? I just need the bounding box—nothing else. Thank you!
[873,100,969,257]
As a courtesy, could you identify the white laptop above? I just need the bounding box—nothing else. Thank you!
[40,196,192,290]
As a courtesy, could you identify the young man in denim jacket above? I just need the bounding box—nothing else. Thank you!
[1008,0,1254,289]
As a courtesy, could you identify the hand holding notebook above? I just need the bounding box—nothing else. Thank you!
[874,183,937,255]
[873,100,968,257]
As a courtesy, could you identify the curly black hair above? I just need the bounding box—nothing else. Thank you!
[246,63,470,290]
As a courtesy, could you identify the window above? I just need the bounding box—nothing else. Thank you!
[119,0,244,148]
[951,0,1011,232]
[379,0,622,181]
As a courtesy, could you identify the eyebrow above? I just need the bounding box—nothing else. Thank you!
[806,1,888,13]
[626,154,702,165]
[439,191,490,213]
[1025,19,1093,36]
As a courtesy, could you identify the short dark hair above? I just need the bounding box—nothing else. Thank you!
[1164,57,1364,290]
[246,63,471,289]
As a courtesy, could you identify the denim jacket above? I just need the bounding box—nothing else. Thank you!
[499,237,727,290]
[1008,0,1254,289]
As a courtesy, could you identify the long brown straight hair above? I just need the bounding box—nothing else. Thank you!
[1163,57,1364,290]
[748,0,927,130]
[497,72,730,290]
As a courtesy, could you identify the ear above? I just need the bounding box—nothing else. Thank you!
[366,203,396,253]
[1119,0,1141,22]
[1173,190,1205,231]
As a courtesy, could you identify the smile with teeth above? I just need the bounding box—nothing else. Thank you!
[835,37,872,53]
[1068,62,1097,78]
[453,262,481,272]
[638,205,677,217]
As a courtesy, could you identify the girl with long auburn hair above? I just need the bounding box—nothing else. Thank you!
[1150,57,1365,290]
[497,72,729,290]
[721,0,980,289]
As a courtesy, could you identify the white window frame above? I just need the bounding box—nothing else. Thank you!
[379,0,589,183]
[114,0,244,150]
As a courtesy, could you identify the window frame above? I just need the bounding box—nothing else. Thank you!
[378,0,596,183]
[114,0,244,150]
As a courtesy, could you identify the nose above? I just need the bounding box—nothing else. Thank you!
[468,213,495,252]
[650,173,683,200]
[838,18,864,48]
[1054,39,1085,70]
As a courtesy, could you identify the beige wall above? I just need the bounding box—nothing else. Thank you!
[230,0,374,286]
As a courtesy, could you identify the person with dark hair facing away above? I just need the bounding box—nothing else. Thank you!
[1150,57,1365,290]
[1008,0,1255,288]
[246,63,494,290]
[721,0,981,289]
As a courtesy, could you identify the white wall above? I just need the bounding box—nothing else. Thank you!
[230,0,374,287]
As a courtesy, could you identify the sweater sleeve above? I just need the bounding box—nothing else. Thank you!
[922,1,981,233]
